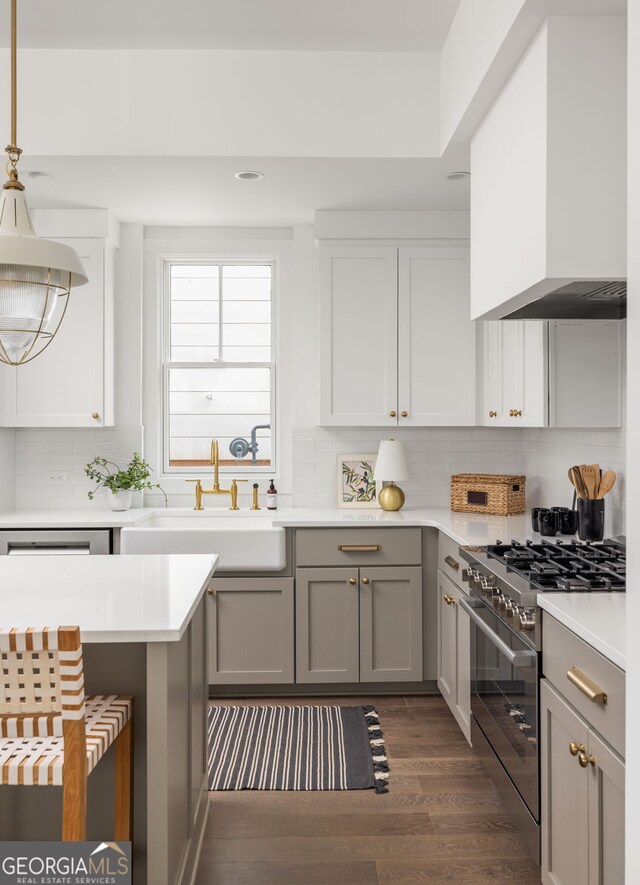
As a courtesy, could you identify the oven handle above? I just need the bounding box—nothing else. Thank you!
[459,597,538,668]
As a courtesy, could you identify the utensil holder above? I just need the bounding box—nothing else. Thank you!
[577,498,605,542]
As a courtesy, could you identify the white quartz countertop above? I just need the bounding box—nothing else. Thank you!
[0,508,152,528]
[273,506,535,546]
[0,553,217,643]
[537,593,626,671]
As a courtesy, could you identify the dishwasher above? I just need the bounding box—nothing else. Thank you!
[0,529,111,555]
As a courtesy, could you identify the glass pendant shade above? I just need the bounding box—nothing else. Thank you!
[0,187,87,365]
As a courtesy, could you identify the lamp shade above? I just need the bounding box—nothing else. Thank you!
[374,439,409,482]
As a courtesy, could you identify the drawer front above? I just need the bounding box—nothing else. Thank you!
[437,532,468,594]
[542,612,625,757]
[295,528,421,568]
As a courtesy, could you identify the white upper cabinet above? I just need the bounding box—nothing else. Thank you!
[483,321,547,427]
[0,237,116,427]
[320,243,476,427]
[483,320,622,428]
[471,16,626,320]
[320,245,398,426]
[398,247,475,426]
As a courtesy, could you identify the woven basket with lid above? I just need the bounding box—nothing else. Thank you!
[451,474,526,516]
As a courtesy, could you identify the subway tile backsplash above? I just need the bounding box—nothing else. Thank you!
[292,425,626,536]
[14,427,143,510]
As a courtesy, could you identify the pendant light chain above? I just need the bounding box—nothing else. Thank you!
[5,0,23,191]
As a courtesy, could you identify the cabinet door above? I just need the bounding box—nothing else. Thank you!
[482,321,505,425]
[0,239,115,427]
[502,320,547,427]
[397,247,475,425]
[296,568,359,683]
[587,730,625,885]
[320,245,398,426]
[541,679,590,885]
[208,578,294,685]
[359,566,422,682]
[437,571,457,708]
[549,320,622,429]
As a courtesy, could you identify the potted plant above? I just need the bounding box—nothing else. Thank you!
[85,452,167,511]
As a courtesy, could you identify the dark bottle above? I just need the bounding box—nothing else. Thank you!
[267,479,278,510]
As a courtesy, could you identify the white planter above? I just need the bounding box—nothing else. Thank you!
[107,490,132,511]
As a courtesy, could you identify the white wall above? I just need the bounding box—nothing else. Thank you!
[1,49,439,159]
[626,1,639,877]
[0,429,15,510]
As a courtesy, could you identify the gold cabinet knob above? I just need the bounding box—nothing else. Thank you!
[509,409,522,417]
[362,577,370,585]
[207,587,215,596]
[91,411,100,420]
[443,594,455,605]
[578,751,596,768]
[489,410,497,418]
[569,742,586,757]
[401,410,408,417]
[389,410,397,417]
[349,577,357,585]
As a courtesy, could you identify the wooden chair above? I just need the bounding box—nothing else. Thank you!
[0,626,133,841]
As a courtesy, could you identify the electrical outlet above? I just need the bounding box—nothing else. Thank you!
[46,470,68,486]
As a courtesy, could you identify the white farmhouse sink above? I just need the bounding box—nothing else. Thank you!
[120,510,285,571]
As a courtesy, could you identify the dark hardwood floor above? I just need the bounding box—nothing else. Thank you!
[196,696,541,885]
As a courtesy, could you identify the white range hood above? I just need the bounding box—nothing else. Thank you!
[470,16,626,321]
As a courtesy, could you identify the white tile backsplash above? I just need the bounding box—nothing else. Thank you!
[292,425,626,536]
[13,426,143,510]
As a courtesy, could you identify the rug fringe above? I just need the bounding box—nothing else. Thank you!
[363,705,390,793]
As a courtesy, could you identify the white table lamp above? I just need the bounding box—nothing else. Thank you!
[374,439,409,511]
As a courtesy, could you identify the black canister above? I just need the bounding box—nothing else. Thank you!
[538,509,559,536]
[577,498,605,542]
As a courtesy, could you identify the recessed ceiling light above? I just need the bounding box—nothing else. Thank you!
[235,170,264,181]
[22,169,53,180]
[444,171,470,181]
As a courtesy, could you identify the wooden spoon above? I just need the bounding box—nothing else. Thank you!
[597,470,616,498]
[570,466,588,499]
[579,464,600,499]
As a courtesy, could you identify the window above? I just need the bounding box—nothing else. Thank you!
[164,262,274,472]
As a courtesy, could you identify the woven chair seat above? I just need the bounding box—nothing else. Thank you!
[0,694,131,786]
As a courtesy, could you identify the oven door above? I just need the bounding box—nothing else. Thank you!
[459,594,540,821]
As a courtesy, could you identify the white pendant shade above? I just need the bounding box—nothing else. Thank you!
[374,439,409,482]
[0,187,87,365]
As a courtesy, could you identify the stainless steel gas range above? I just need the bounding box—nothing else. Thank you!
[458,538,626,864]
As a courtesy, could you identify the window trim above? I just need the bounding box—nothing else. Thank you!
[161,258,277,477]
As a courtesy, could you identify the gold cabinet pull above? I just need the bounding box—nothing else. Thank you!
[443,593,455,605]
[362,577,370,585]
[488,410,497,418]
[207,587,215,596]
[348,577,357,585]
[509,409,522,417]
[569,742,586,757]
[444,555,459,571]
[91,411,100,420]
[389,410,397,417]
[401,410,408,417]
[578,751,596,768]
[567,667,608,705]
[337,544,381,552]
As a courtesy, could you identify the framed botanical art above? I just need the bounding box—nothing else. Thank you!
[336,453,379,509]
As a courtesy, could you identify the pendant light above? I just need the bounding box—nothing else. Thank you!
[0,0,87,366]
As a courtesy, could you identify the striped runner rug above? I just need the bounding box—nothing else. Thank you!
[208,704,389,793]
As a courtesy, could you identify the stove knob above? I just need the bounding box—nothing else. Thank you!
[497,593,508,612]
[519,609,536,632]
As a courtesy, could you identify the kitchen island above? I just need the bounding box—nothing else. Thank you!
[0,553,217,885]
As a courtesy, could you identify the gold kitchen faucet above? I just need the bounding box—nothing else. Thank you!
[186,439,247,510]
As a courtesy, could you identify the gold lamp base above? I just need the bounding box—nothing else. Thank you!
[378,482,405,511]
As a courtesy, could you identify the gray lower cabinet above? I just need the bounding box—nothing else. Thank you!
[541,679,624,885]
[208,578,294,684]
[296,566,423,683]
[436,570,471,743]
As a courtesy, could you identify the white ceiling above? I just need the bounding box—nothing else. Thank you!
[22,154,471,226]
[6,0,462,51]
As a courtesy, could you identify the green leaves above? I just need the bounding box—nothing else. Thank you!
[341,459,377,503]
[85,452,168,505]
